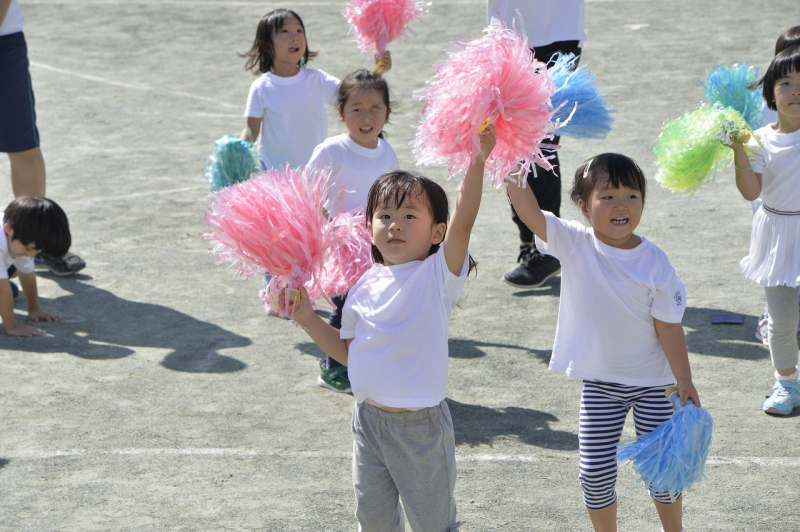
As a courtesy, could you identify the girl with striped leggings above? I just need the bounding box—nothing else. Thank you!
[507,153,701,532]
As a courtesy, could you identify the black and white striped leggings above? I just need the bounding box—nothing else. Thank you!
[579,380,681,510]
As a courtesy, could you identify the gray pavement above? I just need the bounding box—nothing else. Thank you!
[1,0,798,530]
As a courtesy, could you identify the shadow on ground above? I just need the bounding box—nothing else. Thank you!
[296,338,552,363]
[447,398,578,450]
[683,306,770,360]
[4,274,250,373]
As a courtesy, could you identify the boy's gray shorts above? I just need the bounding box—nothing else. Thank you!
[351,400,458,532]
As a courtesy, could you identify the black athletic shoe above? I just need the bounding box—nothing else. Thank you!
[36,251,86,276]
[503,245,561,288]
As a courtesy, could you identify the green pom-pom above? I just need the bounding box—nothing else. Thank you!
[205,135,260,192]
[654,103,753,193]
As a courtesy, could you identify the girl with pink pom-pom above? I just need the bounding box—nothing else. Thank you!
[306,68,399,394]
[278,129,496,531]
[239,8,392,170]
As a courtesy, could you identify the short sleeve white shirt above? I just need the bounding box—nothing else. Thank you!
[747,126,800,211]
[0,215,35,279]
[535,212,685,386]
[244,68,340,169]
[340,245,469,408]
[486,0,586,47]
[306,134,399,215]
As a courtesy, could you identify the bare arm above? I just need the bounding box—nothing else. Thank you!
[18,271,60,323]
[654,318,700,406]
[281,286,349,366]
[0,278,46,337]
[241,117,261,142]
[443,127,496,275]
[730,140,762,201]
[505,169,548,243]
[0,0,13,25]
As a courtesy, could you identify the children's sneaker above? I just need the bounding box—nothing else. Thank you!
[36,251,86,276]
[763,379,800,416]
[317,359,352,394]
[503,245,561,288]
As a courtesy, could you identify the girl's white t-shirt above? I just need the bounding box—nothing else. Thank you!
[340,245,469,408]
[748,126,800,211]
[244,68,340,169]
[486,0,586,47]
[306,134,399,215]
[535,212,685,386]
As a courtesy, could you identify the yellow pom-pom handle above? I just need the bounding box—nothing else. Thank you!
[269,289,302,311]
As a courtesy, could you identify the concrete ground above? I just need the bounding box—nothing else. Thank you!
[1,0,798,530]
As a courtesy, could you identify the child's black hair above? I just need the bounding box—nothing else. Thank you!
[570,153,647,208]
[240,9,318,75]
[336,69,392,140]
[365,170,476,273]
[4,196,71,258]
[752,45,800,112]
[775,26,800,55]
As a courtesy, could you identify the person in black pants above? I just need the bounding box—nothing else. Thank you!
[504,40,582,287]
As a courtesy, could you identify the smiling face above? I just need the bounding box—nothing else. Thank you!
[578,178,643,249]
[3,223,39,259]
[271,15,306,75]
[369,189,446,266]
[773,69,800,129]
[340,87,390,148]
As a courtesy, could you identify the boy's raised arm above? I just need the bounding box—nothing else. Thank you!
[444,128,496,275]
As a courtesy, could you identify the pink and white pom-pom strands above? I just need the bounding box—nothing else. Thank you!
[204,166,375,318]
[344,0,428,55]
[204,165,332,315]
[412,25,558,188]
[318,210,373,298]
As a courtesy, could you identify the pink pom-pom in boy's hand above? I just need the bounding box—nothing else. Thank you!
[412,24,558,188]
[204,165,331,315]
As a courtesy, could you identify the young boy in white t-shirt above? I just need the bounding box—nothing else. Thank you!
[1,196,71,337]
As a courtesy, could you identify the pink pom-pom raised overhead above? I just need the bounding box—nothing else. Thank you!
[412,25,558,187]
[344,0,426,55]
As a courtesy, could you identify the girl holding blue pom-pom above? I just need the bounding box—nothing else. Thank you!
[507,153,700,532]
[729,45,800,416]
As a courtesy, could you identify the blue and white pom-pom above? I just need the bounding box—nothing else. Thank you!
[617,387,713,493]
[702,63,762,130]
[204,135,260,192]
[547,52,615,139]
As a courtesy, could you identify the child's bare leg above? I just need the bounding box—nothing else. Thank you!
[653,496,682,532]
[587,502,617,532]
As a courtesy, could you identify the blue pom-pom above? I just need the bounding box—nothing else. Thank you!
[617,391,713,493]
[204,135,260,192]
[548,52,615,139]
[702,63,762,130]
